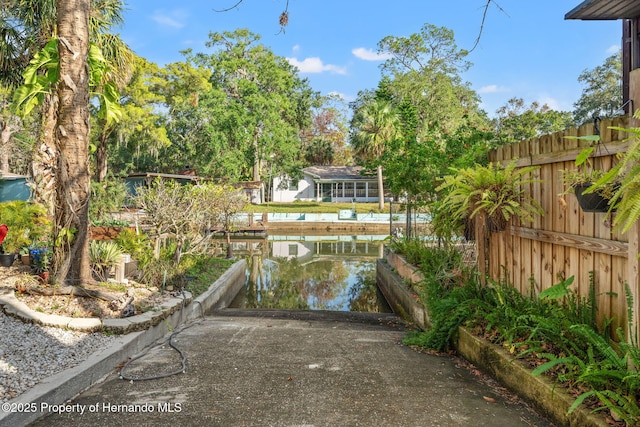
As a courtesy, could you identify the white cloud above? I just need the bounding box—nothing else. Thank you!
[287,57,347,75]
[537,96,562,110]
[292,44,301,53]
[607,44,621,54]
[477,84,509,94]
[351,47,392,61]
[152,9,187,29]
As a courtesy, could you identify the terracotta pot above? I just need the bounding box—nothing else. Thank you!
[21,254,30,266]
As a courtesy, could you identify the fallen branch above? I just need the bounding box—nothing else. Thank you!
[21,285,117,302]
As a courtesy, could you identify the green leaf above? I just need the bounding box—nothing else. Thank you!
[575,147,595,167]
[538,276,574,300]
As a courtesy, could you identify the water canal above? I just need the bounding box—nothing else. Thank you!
[228,234,392,313]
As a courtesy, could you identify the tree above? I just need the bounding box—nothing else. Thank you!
[0,85,22,174]
[300,95,351,166]
[88,0,135,182]
[135,180,247,263]
[160,29,317,189]
[205,184,248,258]
[493,97,574,143]
[53,0,92,285]
[573,53,622,125]
[103,56,171,175]
[350,99,400,210]
[377,24,487,137]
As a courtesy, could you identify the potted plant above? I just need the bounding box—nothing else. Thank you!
[19,246,31,266]
[29,247,51,282]
[0,226,29,267]
[0,201,51,256]
[561,139,620,213]
[588,111,640,231]
[436,160,544,233]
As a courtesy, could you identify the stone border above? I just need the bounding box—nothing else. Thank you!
[377,253,608,427]
[376,259,429,330]
[0,259,246,427]
[0,288,191,334]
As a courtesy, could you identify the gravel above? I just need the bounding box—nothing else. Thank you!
[0,310,117,403]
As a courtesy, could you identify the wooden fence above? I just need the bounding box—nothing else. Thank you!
[485,117,640,336]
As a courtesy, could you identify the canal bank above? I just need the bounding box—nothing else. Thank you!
[229,211,431,235]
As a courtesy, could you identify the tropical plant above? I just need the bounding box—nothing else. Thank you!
[560,135,620,204]
[435,160,544,232]
[588,111,640,232]
[350,99,400,210]
[531,285,640,425]
[29,246,51,274]
[89,174,128,225]
[0,200,50,253]
[395,240,640,423]
[113,228,153,269]
[89,240,123,282]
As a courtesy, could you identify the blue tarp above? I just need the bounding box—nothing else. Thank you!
[0,177,30,202]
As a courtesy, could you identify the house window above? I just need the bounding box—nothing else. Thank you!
[344,182,354,198]
[288,244,298,256]
[368,182,378,198]
[356,182,366,198]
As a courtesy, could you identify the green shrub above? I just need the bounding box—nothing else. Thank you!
[0,201,51,253]
[89,240,124,282]
[113,228,153,269]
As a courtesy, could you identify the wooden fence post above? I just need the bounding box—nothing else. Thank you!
[475,212,488,286]
[628,222,640,343]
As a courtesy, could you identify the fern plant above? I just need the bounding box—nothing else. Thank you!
[531,284,640,425]
[436,160,544,232]
[588,111,640,231]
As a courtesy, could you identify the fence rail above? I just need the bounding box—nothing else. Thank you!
[485,117,638,336]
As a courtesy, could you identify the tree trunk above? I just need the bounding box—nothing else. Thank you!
[31,94,58,218]
[54,0,92,286]
[0,121,12,174]
[95,126,109,182]
[225,230,233,258]
[377,164,384,210]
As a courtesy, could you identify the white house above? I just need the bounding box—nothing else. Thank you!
[271,166,384,203]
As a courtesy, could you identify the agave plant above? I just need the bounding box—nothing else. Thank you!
[436,160,544,232]
[89,240,124,282]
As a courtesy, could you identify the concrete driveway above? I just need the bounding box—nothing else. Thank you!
[32,309,555,427]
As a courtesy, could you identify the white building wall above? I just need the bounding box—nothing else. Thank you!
[271,175,314,202]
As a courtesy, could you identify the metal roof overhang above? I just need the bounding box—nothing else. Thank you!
[566,0,640,20]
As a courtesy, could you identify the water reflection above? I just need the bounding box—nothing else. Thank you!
[229,235,391,313]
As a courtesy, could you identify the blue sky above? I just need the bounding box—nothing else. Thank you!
[119,0,621,117]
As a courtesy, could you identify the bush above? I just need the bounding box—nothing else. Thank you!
[0,201,51,253]
[89,240,124,282]
[394,241,638,423]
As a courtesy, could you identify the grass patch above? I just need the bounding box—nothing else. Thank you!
[181,256,236,298]
[247,201,401,214]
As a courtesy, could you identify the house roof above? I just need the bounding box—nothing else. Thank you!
[566,0,640,20]
[235,181,263,190]
[0,173,28,180]
[302,166,372,182]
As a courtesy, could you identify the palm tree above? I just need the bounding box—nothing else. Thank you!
[2,0,132,285]
[351,99,399,210]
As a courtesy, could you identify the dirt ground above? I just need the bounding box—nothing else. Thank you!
[0,262,172,319]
